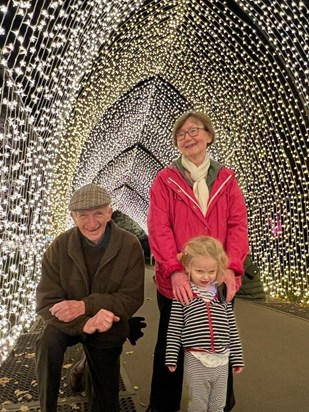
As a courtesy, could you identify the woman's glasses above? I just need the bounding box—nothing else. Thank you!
[175,127,205,141]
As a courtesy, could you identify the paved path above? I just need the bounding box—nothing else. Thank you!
[122,266,309,412]
[1,265,307,411]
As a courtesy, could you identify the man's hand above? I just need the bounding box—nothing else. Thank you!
[83,309,120,334]
[171,272,193,305]
[50,300,85,322]
[224,269,236,303]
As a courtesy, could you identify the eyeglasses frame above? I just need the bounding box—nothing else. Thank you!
[175,127,206,141]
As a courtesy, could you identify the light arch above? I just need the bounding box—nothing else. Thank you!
[0,0,308,362]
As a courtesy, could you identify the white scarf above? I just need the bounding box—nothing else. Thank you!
[181,153,210,215]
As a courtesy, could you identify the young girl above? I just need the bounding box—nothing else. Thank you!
[165,236,244,412]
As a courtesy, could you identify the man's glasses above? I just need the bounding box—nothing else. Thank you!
[175,127,205,141]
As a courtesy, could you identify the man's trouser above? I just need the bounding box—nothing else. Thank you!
[35,324,122,412]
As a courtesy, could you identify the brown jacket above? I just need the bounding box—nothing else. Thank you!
[36,220,145,346]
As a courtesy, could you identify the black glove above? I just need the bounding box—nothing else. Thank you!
[127,316,147,345]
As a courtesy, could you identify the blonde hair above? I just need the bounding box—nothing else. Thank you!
[172,111,215,147]
[178,236,228,283]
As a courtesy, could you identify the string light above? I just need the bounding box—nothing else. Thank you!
[0,0,308,364]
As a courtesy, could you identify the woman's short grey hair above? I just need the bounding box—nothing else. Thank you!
[172,111,215,147]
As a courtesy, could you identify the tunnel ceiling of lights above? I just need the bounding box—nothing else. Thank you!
[0,0,308,361]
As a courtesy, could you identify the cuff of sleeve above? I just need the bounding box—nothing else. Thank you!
[229,259,245,276]
[82,298,91,316]
[166,263,183,278]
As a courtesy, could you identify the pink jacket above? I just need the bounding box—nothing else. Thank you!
[147,162,249,299]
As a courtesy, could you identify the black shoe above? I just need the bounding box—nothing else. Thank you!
[69,353,87,391]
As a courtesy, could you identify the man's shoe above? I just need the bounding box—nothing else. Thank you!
[69,353,87,392]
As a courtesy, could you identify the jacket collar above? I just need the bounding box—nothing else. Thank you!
[166,162,235,217]
[172,156,224,190]
[67,220,123,274]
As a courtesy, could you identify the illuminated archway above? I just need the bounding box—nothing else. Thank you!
[0,0,308,362]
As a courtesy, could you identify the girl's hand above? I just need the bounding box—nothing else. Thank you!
[168,365,177,373]
[233,366,243,375]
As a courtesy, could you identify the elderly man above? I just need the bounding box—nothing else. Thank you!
[35,183,145,412]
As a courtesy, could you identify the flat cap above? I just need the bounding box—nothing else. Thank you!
[69,183,111,211]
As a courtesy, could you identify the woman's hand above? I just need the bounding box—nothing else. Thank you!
[171,272,193,305]
[224,269,236,302]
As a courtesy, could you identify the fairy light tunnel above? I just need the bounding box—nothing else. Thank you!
[0,0,308,363]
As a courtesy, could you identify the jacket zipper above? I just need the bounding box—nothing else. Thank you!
[206,301,215,352]
[207,174,232,208]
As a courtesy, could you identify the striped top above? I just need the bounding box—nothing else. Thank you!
[165,284,244,368]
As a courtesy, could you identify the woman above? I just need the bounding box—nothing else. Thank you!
[147,111,249,412]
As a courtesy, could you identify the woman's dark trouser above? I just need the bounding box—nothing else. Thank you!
[225,298,236,412]
[149,292,184,412]
[149,291,236,412]
[35,325,122,412]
